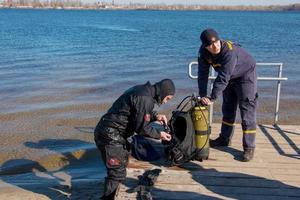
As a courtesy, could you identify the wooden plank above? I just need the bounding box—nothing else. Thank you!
[129,157,300,170]
[126,168,273,180]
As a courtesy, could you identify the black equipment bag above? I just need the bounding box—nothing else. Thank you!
[164,96,199,166]
[165,110,197,166]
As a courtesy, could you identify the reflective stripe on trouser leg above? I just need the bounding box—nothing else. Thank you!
[221,120,235,141]
[243,129,256,150]
[220,83,238,141]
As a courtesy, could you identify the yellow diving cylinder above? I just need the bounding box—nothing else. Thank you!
[191,105,210,160]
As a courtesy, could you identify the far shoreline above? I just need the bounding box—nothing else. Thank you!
[0,3,300,12]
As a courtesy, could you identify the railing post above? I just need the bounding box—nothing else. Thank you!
[274,63,283,125]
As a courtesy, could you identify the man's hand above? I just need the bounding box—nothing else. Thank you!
[156,114,168,125]
[160,131,172,141]
[200,97,213,106]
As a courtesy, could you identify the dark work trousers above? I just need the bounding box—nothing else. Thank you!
[220,68,258,150]
[94,126,129,200]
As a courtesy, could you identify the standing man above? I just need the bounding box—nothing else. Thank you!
[197,28,258,162]
[94,79,175,199]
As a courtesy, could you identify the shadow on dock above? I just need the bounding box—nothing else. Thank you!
[259,124,300,160]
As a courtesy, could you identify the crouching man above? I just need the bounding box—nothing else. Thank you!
[94,79,175,199]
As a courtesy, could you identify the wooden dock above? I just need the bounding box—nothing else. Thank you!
[116,124,300,200]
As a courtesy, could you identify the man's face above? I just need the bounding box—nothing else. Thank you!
[162,95,173,104]
[205,40,221,55]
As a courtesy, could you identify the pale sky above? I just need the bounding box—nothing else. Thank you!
[84,0,300,6]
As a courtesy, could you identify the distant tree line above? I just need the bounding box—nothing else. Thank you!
[120,3,300,11]
[1,0,300,11]
[1,0,84,8]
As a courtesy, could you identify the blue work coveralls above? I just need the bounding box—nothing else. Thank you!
[198,40,258,150]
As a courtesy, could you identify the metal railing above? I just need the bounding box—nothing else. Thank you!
[188,62,288,125]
